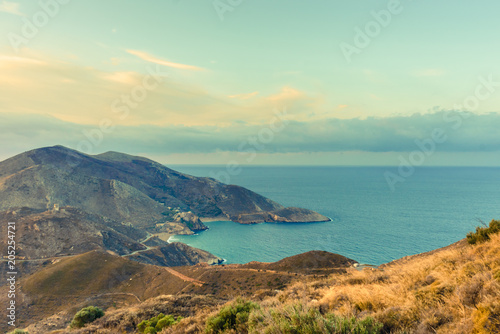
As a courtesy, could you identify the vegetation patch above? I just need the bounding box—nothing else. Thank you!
[7,330,29,334]
[467,220,500,245]
[70,306,104,328]
[249,302,382,334]
[137,313,183,334]
[205,298,259,333]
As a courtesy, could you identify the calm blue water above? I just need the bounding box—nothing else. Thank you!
[169,166,500,265]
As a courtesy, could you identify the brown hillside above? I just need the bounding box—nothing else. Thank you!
[5,249,354,333]
[243,250,357,274]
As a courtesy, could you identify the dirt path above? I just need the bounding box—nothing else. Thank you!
[1,233,158,262]
[121,245,153,257]
[138,232,155,244]
[0,254,77,262]
[87,292,142,303]
[164,267,205,287]
[122,232,157,257]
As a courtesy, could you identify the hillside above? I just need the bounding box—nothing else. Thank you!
[0,146,329,226]
[0,207,223,286]
[15,223,500,334]
[0,207,148,259]
[1,249,356,333]
[242,250,357,274]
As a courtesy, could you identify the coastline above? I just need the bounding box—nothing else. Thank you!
[155,232,173,243]
[200,216,231,223]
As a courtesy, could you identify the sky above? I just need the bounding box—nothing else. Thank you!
[1,0,500,165]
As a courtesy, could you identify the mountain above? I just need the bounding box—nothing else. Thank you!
[0,145,329,225]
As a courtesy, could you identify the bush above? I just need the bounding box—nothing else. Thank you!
[467,220,500,245]
[248,303,382,334]
[137,313,183,333]
[206,298,260,333]
[7,330,28,334]
[70,306,104,328]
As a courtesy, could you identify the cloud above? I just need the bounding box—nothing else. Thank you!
[2,111,500,160]
[267,86,304,102]
[0,55,45,66]
[228,91,259,100]
[0,52,320,127]
[103,71,138,84]
[2,52,499,160]
[414,69,445,77]
[127,49,204,71]
[0,1,23,16]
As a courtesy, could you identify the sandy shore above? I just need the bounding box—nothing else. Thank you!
[155,232,173,242]
[156,217,227,243]
[200,216,230,222]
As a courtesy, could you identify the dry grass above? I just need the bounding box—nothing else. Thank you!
[313,233,500,333]
[165,231,500,333]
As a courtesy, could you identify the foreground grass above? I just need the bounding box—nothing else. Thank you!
[314,230,500,333]
[163,223,500,334]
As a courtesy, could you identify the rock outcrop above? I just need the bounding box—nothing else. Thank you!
[173,211,208,231]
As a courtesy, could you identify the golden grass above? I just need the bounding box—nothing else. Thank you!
[311,233,500,333]
[163,233,500,333]
[155,234,498,334]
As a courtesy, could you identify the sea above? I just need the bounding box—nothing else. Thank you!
[169,166,500,266]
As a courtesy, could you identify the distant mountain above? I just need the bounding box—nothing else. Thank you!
[0,145,329,225]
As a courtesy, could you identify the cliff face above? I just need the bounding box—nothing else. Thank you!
[173,212,208,231]
[0,146,329,225]
[0,207,147,259]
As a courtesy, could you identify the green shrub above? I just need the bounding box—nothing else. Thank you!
[7,330,28,334]
[248,303,383,334]
[467,220,500,245]
[70,306,104,328]
[206,298,260,333]
[137,313,182,333]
